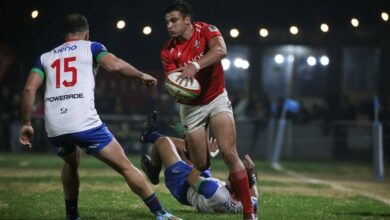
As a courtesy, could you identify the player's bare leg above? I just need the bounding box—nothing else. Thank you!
[95,138,154,198]
[95,138,181,219]
[166,137,191,163]
[184,127,210,171]
[142,136,192,187]
[152,137,182,168]
[60,148,80,220]
[141,110,209,171]
[210,112,242,171]
[210,112,255,219]
[140,111,190,183]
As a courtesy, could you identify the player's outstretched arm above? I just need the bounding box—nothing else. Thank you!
[20,71,44,147]
[99,53,157,86]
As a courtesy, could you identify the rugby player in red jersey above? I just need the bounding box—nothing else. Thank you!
[160,1,256,219]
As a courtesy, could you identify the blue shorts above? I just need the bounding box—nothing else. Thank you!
[49,124,114,156]
[165,161,212,206]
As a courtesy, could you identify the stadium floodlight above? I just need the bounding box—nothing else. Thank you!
[233,58,244,68]
[31,10,39,19]
[259,28,269,38]
[351,18,359,27]
[381,12,389,21]
[233,58,250,69]
[307,56,316,66]
[241,60,250,69]
[320,23,329,32]
[143,26,152,35]
[274,54,284,64]
[320,56,329,66]
[290,26,299,35]
[116,20,126,29]
[230,28,239,38]
[221,58,231,71]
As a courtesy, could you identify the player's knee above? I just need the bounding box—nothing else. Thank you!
[155,136,170,148]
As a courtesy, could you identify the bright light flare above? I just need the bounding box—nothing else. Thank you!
[290,26,299,35]
[351,18,359,27]
[143,26,152,35]
[230,28,239,38]
[259,28,269,37]
[116,20,126,29]
[31,10,39,19]
[320,23,329,32]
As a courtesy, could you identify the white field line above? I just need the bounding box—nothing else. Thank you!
[273,165,390,206]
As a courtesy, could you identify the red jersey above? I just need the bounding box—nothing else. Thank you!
[161,22,225,105]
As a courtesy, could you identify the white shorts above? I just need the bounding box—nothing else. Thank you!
[179,90,233,133]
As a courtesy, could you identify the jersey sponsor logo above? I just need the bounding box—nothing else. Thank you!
[45,93,84,102]
[208,25,218,32]
[54,45,77,54]
[182,52,204,67]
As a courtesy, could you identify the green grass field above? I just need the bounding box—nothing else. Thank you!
[0,153,390,220]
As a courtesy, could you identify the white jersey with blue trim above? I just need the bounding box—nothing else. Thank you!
[186,177,243,213]
[33,40,107,137]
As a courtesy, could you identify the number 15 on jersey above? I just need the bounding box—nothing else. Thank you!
[51,56,78,88]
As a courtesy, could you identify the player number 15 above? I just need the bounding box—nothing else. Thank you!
[51,56,77,88]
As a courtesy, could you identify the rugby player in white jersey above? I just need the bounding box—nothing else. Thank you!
[140,111,259,215]
[19,14,181,220]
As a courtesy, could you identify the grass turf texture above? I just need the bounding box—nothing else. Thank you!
[0,154,389,219]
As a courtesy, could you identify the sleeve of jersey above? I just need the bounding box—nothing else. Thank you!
[161,48,177,74]
[196,179,219,199]
[204,24,222,40]
[30,56,45,78]
[200,169,212,178]
[91,41,109,63]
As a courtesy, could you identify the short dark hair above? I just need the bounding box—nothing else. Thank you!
[64,14,89,34]
[164,0,193,19]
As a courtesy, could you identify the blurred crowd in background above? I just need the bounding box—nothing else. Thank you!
[1,68,389,163]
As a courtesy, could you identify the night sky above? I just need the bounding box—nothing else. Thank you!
[1,0,389,71]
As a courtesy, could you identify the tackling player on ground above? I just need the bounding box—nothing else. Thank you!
[160,1,255,219]
[19,13,180,220]
[140,111,259,214]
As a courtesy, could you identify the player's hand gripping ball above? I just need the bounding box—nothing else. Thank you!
[165,72,201,100]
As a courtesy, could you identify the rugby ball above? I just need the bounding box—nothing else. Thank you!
[165,72,201,100]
